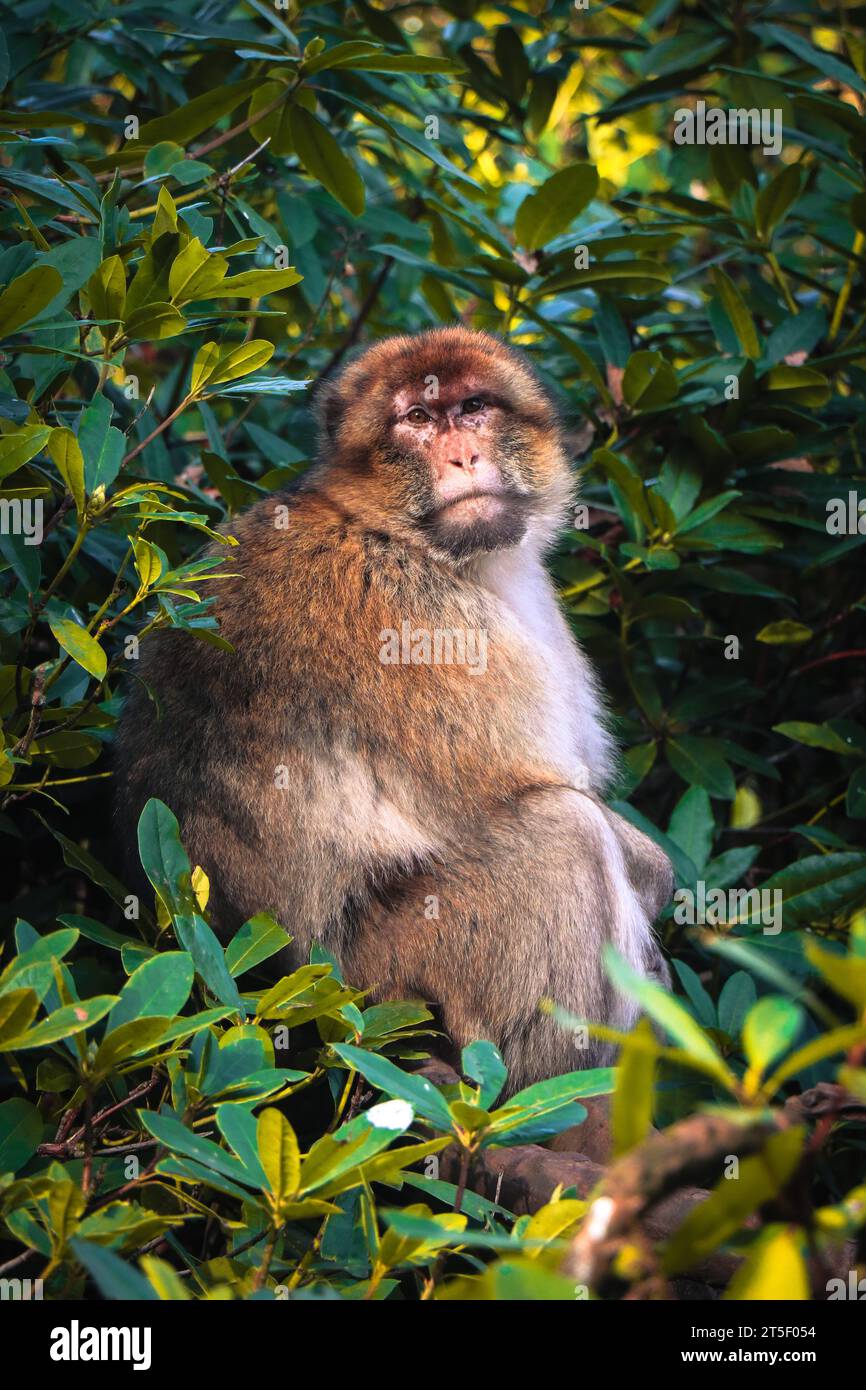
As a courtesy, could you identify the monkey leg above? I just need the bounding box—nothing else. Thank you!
[346,786,669,1094]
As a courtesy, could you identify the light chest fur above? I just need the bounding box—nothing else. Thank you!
[468,541,615,791]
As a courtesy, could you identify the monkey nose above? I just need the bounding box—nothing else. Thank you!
[451,454,479,470]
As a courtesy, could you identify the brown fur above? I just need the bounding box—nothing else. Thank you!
[116,327,672,1091]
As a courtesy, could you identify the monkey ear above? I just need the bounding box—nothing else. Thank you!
[311,376,345,447]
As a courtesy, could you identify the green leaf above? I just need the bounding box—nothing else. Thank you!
[754,164,801,240]
[105,952,194,1033]
[0,989,39,1047]
[173,915,242,1009]
[140,1109,254,1185]
[0,425,53,480]
[354,53,462,73]
[4,995,117,1049]
[515,164,599,250]
[211,268,301,298]
[167,239,227,304]
[766,364,831,407]
[136,798,195,920]
[0,1097,42,1171]
[301,40,382,75]
[225,913,287,977]
[0,265,63,337]
[668,786,714,871]
[742,996,804,1077]
[765,1023,866,1094]
[848,766,866,820]
[215,1104,268,1185]
[461,1040,507,1108]
[761,22,866,95]
[287,107,365,217]
[48,618,107,681]
[666,736,736,799]
[333,1043,453,1131]
[672,960,716,1029]
[92,1017,172,1075]
[133,537,163,589]
[134,78,261,148]
[71,1239,158,1300]
[761,853,866,929]
[77,392,124,491]
[622,350,678,410]
[774,721,857,754]
[603,947,735,1087]
[711,267,761,359]
[804,941,866,1010]
[717,972,757,1039]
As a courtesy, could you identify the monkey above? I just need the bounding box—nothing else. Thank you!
[115,326,673,1094]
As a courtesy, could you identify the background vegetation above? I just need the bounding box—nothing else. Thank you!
[0,0,865,1301]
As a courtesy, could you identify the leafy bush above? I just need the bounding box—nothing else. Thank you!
[0,0,865,1300]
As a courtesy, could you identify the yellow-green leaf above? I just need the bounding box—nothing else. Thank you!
[288,106,365,217]
[742,996,803,1082]
[133,537,163,589]
[124,302,187,341]
[0,265,63,338]
[48,428,86,514]
[3,995,117,1049]
[724,1224,809,1300]
[141,1255,192,1300]
[0,425,53,480]
[151,185,178,237]
[49,618,107,680]
[766,365,831,408]
[87,255,126,327]
[756,620,813,644]
[612,1018,657,1156]
[764,1023,866,1095]
[515,164,598,251]
[257,1106,300,1207]
[168,239,227,304]
[804,941,866,1010]
[190,342,222,394]
[211,268,302,299]
[207,340,275,387]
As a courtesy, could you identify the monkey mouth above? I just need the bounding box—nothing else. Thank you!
[428,487,526,523]
[418,488,533,558]
[436,491,508,524]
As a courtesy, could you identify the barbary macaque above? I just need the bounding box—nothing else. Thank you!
[116,327,672,1091]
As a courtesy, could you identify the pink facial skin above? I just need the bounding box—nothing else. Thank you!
[391,384,506,516]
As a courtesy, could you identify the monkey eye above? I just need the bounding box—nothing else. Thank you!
[460,396,485,415]
[406,406,431,425]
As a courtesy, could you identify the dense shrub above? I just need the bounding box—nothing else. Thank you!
[0,0,864,1300]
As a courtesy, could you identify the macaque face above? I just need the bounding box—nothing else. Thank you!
[389,378,535,557]
[317,328,572,560]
